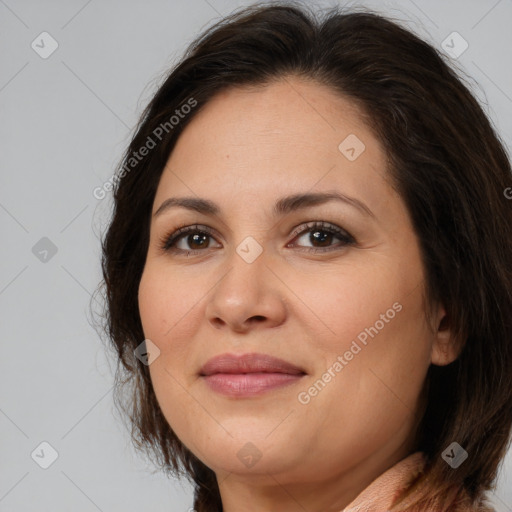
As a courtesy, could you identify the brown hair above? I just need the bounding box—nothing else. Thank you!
[93,2,512,510]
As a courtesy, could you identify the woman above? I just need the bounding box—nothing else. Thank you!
[95,2,512,511]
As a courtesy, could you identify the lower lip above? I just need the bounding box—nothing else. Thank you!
[202,373,304,397]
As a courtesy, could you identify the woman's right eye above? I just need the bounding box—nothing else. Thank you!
[158,225,221,256]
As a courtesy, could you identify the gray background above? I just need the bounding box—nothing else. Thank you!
[1,0,511,510]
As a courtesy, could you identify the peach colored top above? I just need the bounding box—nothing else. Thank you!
[341,452,495,512]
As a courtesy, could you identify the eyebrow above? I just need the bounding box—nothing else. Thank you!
[153,191,375,219]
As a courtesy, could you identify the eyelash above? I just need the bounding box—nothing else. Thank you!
[157,221,356,257]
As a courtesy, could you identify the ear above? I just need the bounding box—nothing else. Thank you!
[430,305,461,366]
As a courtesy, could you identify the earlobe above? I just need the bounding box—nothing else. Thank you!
[430,307,461,366]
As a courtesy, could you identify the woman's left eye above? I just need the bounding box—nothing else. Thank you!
[288,221,356,252]
[158,221,355,256]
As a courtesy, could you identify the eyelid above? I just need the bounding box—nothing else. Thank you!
[288,220,354,242]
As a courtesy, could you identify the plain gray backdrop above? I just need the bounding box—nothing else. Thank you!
[1,0,511,510]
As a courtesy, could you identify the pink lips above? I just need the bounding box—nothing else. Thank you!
[199,352,306,397]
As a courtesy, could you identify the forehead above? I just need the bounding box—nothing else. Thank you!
[154,77,392,216]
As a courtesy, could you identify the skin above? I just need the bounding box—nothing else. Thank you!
[138,76,459,512]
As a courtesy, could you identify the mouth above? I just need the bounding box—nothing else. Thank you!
[199,352,306,397]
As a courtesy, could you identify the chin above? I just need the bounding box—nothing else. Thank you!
[208,445,301,478]
[190,428,298,474]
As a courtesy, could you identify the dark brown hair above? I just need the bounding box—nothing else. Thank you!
[93,2,512,510]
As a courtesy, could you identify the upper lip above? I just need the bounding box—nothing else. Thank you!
[199,352,306,376]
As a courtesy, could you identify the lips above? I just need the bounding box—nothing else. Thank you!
[199,352,305,376]
[199,352,306,397]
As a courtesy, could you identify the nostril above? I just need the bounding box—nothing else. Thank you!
[250,315,266,322]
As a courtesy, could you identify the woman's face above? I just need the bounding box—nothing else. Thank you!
[138,77,453,489]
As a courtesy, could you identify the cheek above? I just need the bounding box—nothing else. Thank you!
[138,269,164,339]
[138,268,178,338]
[289,261,418,356]
[138,264,208,400]
[306,281,430,419]
[293,257,431,413]
[138,265,202,350]
[138,268,205,448]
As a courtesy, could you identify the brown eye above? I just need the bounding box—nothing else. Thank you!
[288,221,355,253]
[159,224,221,255]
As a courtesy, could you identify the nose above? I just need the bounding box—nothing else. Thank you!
[205,245,288,333]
